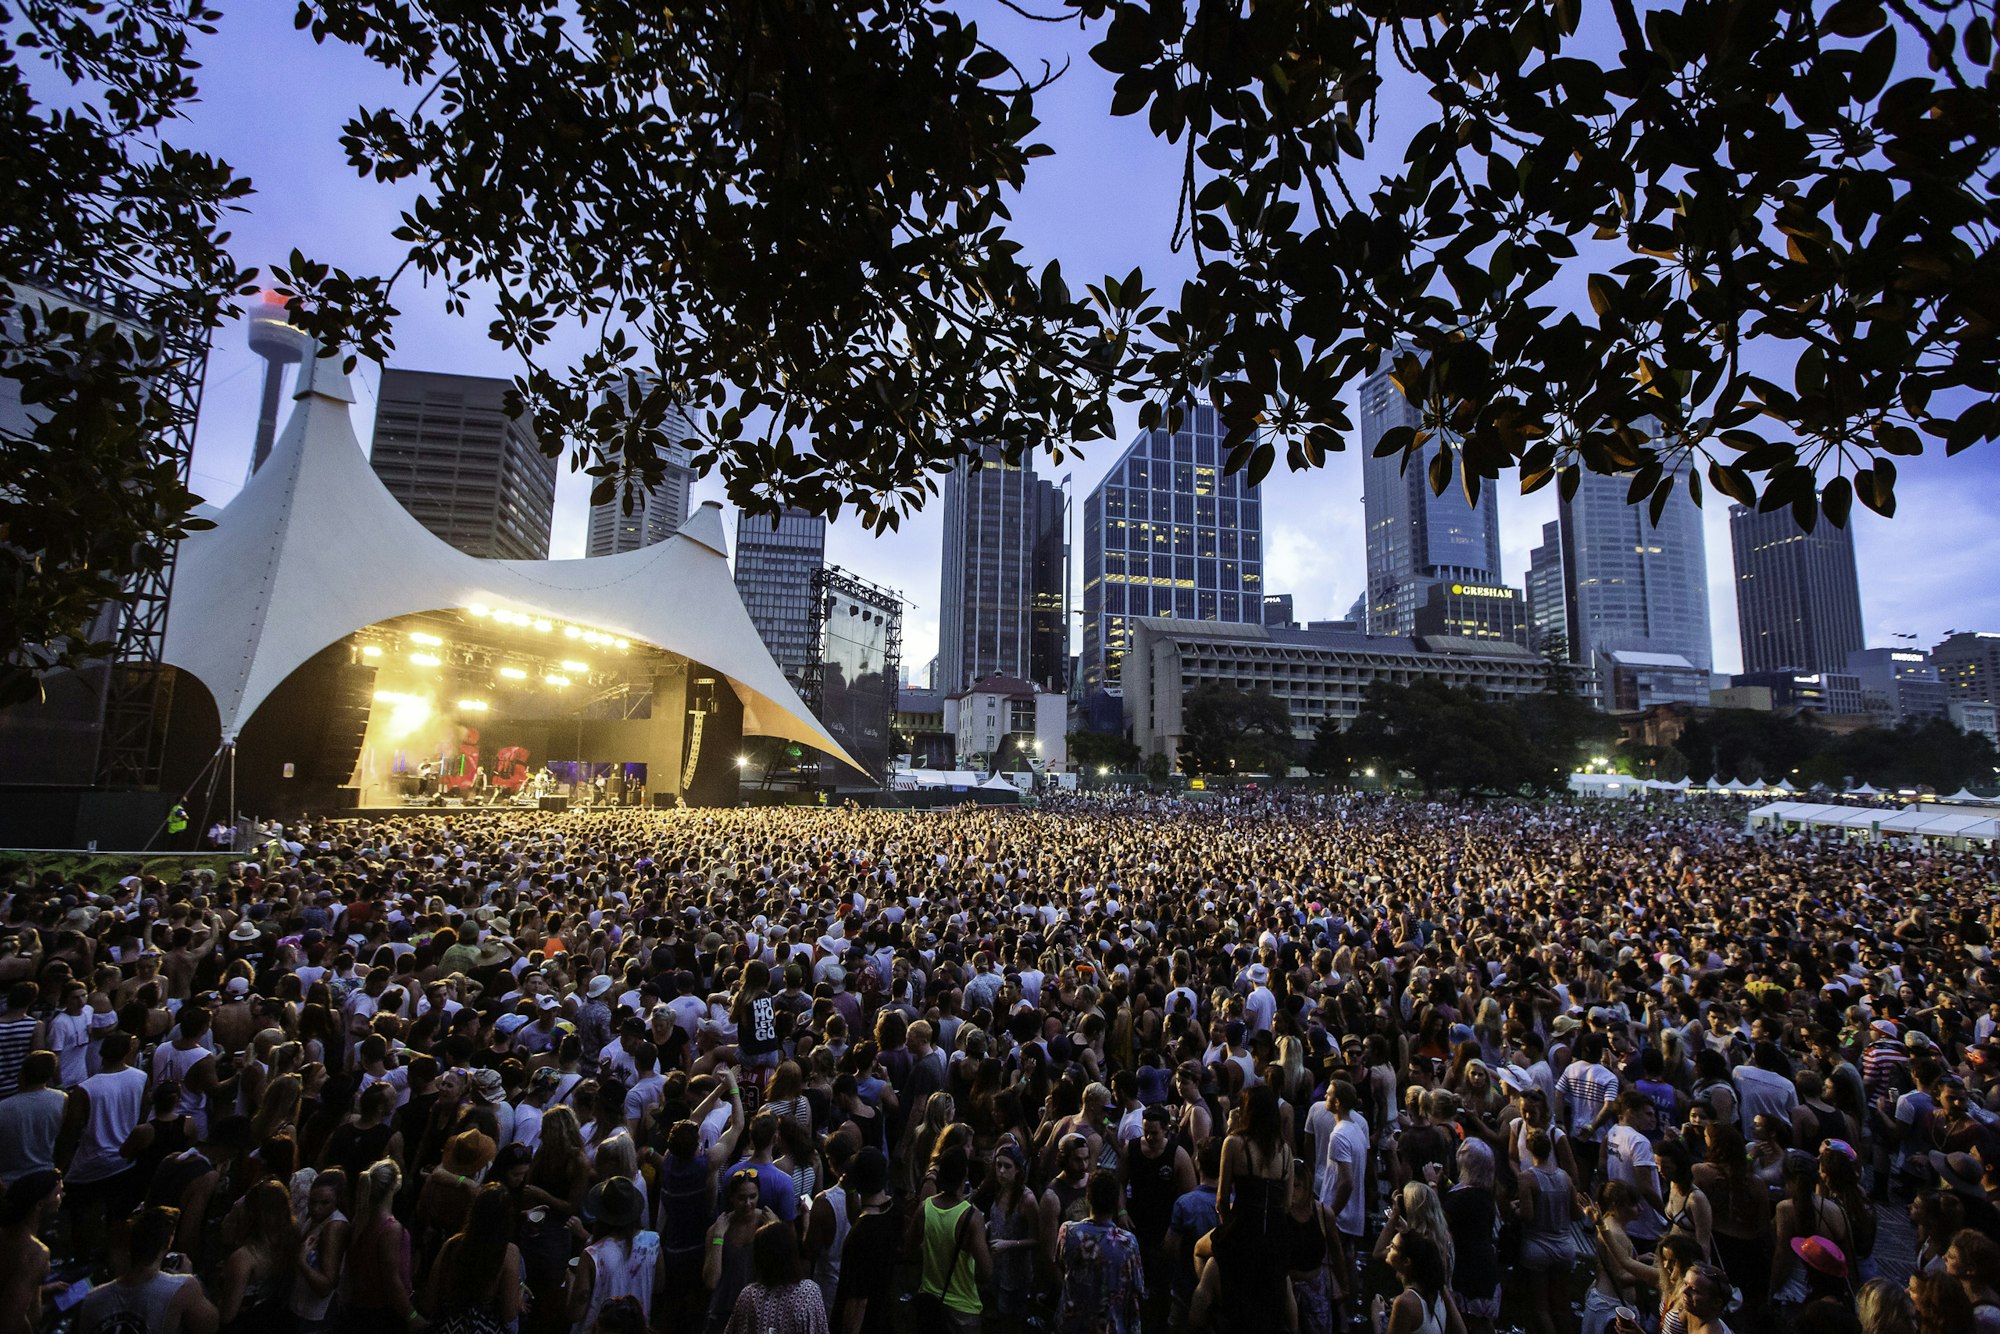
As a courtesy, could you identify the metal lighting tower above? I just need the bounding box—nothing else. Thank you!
[245,290,309,481]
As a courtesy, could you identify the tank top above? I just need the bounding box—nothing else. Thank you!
[741,995,782,1056]
[812,1186,851,1311]
[151,1041,212,1135]
[1288,1209,1328,1271]
[574,1231,660,1334]
[1125,1142,1181,1244]
[0,1015,39,1096]
[68,1066,148,1184]
[1410,1291,1447,1334]
[1525,1167,1571,1237]
[77,1272,196,1334]
[292,1209,349,1321]
[921,1198,980,1314]
[660,1152,713,1257]
[1049,1173,1090,1226]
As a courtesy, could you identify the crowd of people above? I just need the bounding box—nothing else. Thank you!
[0,792,1996,1334]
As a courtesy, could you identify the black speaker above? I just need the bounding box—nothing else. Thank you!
[538,796,568,812]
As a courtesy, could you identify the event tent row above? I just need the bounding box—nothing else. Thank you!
[1747,800,2000,844]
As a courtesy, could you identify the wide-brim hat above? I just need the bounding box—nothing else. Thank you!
[583,1176,644,1230]
[473,940,512,968]
[228,922,260,943]
[1931,1149,1986,1197]
[1789,1234,1846,1277]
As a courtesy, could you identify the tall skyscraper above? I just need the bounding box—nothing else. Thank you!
[938,442,1065,695]
[584,389,697,557]
[1080,400,1266,691]
[369,368,555,560]
[1558,443,1713,693]
[1729,505,1865,675]
[733,508,826,683]
[1525,521,1567,650]
[1358,366,1505,635]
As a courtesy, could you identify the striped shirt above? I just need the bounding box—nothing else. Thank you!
[1556,1059,1621,1143]
[0,1015,39,1098]
[1862,1040,1911,1102]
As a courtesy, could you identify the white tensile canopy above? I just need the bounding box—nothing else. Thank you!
[1877,807,2000,840]
[1747,801,1883,833]
[1848,782,1881,796]
[161,354,864,775]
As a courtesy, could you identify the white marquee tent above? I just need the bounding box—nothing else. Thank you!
[1747,801,1884,834]
[160,354,863,776]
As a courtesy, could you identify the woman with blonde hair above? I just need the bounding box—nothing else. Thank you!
[416,1128,495,1259]
[340,1159,414,1334]
[1374,1181,1456,1280]
[910,1092,957,1191]
[1858,1277,1918,1334]
[217,1178,300,1334]
[251,1072,303,1145]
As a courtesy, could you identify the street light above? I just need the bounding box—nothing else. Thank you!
[1098,765,1109,777]
[736,756,750,768]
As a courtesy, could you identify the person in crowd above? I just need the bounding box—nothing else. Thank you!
[724,1221,828,1334]
[341,1159,414,1334]
[569,1175,658,1334]
[1056,1169,1145,1334]
[5,793,2000,1334]
[422,1183,525,1334]
[73,1205,218,1334]
[291,1168,349,1334]
[214,1179,300,1334]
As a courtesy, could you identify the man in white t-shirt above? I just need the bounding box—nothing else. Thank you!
[1322,1081,1372,1246]
[1603,1092,1667,1246]
[1242,964,1277,1036]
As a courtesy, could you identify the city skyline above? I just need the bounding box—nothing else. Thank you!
[161,5,2000,680]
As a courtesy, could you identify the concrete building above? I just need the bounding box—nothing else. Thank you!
[1729,670,1866,715]
[938,443,1065,695]
[1600,650,1710,711]
[1120,618,1550,765]
[368,369,556,560]
[1948,699,2000,745]
[1934,632,2000,704]
[732,509,826,683]
[1729,505,1865,675]
[1410,579,1529,646]
[1525,520,1566,650]
[945,674,1067,769]
[1558,444,1712,695]
[1848,647,1948,726]
[1080,401,1265,691]
[584,393,697,557]
[1359,366,1504,635]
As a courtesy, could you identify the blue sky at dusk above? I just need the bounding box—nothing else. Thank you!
[161,4,2000,676]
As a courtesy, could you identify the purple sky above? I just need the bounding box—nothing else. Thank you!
[164,4,2000,677]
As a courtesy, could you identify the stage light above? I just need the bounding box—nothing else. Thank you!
[410,631,443,646]
[467,603,490,617]
[612,638,630,651]
[545,674,571,687]
[498,666,528,680]
[1099,765,1109,776]
[533,619,553,633]
[458,699,489,712]
[561,659,589,672]
[411,652,442,667]
[563,626,581,639]
[372,690,433,737]
[360,645,383,658]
